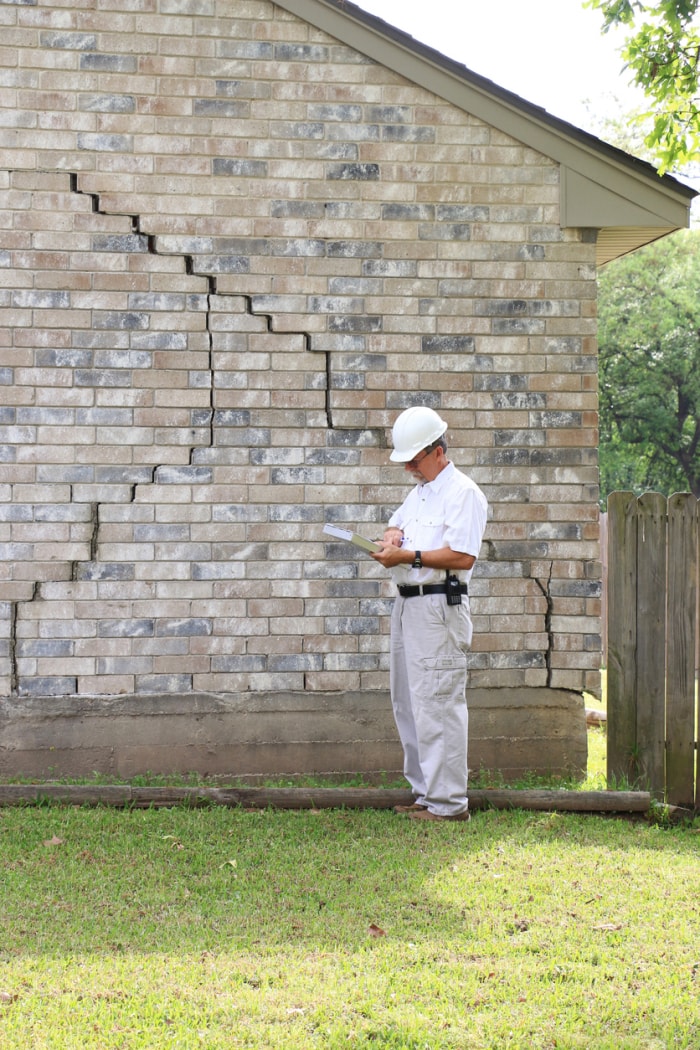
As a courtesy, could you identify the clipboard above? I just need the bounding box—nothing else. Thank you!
[323,523,382,553]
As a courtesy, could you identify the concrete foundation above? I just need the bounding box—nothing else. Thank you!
[0,688,587,782]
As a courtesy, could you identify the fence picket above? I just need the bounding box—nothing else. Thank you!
[666,493,697,806]
[635,492,667,797]
[607,492,639,787]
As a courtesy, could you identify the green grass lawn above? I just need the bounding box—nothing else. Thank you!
[1,728,699,1050]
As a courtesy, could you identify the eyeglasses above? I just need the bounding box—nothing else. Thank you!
[406,444,438,469]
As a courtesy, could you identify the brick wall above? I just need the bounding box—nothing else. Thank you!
[0,0,601,712]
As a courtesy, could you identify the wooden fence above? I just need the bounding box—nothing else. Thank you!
[606,492,699,808]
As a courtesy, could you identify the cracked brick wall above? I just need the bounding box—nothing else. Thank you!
[0,0,601,714]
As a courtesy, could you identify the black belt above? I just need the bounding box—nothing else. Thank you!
[397,583,468,598]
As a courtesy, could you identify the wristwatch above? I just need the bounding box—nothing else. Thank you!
[412,550,422,569]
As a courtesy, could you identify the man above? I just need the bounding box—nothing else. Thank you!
[371,406,488,822]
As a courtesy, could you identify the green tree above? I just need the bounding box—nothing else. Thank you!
[585,0,700,172]
[598,228,700,501]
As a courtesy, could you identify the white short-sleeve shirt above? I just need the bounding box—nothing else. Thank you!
[388,461,488,586]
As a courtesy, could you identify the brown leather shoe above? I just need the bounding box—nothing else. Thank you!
[393,802,427,814]
[407,808,470,822]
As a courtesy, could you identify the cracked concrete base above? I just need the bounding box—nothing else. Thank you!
[0,688,587,781]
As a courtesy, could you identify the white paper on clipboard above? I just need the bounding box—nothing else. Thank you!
[323,523,381,553]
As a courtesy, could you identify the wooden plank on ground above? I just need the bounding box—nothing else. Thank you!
[635,491,667,797]
[606,492,639,786]
[666,493,697,806]
[0,784,652,813]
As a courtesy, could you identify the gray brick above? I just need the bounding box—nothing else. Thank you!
[94,467,153,484]
[327,429,384,448]
[215,80,270,99]
[212,158,267,177]
[213,504,267,523]
[362,260,417,277]
[474,374,528,392]
[530,523,583,540]
[134,524,189,541]
[36,465,93,483]
[331,372,364,389]
[0,368,12,384]
[192,562,245,580]
[309,296,364,314]
[218,41,273,59]
[77,134,133,152]
[518,244,546,260]
[271,121,324,140]
[75,370,132,388]
[530,411,582,428]
[381,203,434,220]
[18,677,76,696]
[0,505,33,521]
[134,676,193,692]
[13,290,70,309]
[325,617,380,635]
[327,163,379,181]
[492,393,547,409]
[271,240,325,257]
[366,106,411,123]
[214,424,268,445]
[35,504,93,522]
[269,505,320,523]
[194,99,249,117]
[80,54,137,72]
[436,205,490,222]
[80,94,135,113]
[492,318,546,335]
[17,639,72,657]
[154,466,213,484]
[308,104,362,122]
[211,655,266,672]
[382,125,435,142]
[328,277,383,295]
[419,223,471,241]
[76,563,135,581]
[156,618,212,637]
[275,43,329,61]
[98,620,155,637]
[271,200,325,219]
[422,335,475,354]
[269,654,323,672]
[93,312,149,331]
[76,408,133,426]
[387,391,441,412]
[306,448,359,465]
[329,315,382,333]
[271,467,325,485]
[40,32,97,50]
[94,350,152,369]
[327,241,383,258]
[494,429,546,447]
[98,658,152,675]
[36,349,93,367]
[196,255,250,273]
[91,234,148,253]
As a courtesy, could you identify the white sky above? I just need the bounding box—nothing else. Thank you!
[351,0,643,134]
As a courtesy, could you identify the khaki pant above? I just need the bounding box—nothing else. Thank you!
[390,593,473,817]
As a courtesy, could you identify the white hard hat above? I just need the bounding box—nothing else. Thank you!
[390,406,448,462]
